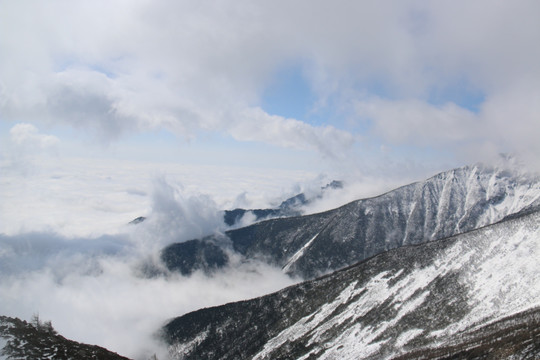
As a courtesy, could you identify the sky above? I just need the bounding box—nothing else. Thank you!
[1,1,539,174]
[1,1,540,358]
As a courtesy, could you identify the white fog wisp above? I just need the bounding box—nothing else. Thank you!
[0,178,300,359]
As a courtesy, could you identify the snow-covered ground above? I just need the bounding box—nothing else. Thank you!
[168,208,540,360]
[257,211,540,359]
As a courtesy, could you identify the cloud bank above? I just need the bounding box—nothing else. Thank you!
[1,0,539,165]
[0,177,298,359]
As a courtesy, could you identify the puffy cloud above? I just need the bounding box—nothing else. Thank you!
[354,82,540,170]
[9,123,59,148]
[3,0,538,164]
[138,177,226,248]
[230,107,355,158]
[3,123,59,175]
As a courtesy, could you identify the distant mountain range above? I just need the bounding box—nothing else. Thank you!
[163,208,540,359]
[223,180,343,226]
[162,164,540,278]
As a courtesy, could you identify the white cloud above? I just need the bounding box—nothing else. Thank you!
[480,83,540,170]
[355,98,480,146]
[354,82,540,170]
[2,123,60,175]
[0,155,316,237]
[138,178,226,249]
[0,0,359,155]
[417,0,540,93]
[230,107,355,158]
[2,1,539,168]
[0,231,297,359]
[9,123,59,148]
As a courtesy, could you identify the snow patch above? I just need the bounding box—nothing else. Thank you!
[169,330,209,360]
[395,328,424,348]
[252,280,359,360]
[0,336,8,360]
[282,232,320,273]
[257,211,540,359]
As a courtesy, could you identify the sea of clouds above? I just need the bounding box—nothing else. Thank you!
[0,166,304,359]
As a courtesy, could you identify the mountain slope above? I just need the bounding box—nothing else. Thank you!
[163,209,540,360]
[0,316,130,360]
[162,164,540,278]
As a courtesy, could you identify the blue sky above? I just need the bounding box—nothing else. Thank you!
[261,64,321,123]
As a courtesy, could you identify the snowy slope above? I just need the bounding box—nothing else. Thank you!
[0,316,130,360]
[163,209,540,359]
[162,163,540,278]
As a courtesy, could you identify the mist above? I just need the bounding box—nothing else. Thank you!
[0,178,299,359]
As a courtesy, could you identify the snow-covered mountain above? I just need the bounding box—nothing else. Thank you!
[163,207,540,359]
[0,316,130,360]
[162,163,540,278]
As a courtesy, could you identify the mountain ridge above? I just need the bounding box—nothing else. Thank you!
[162,163,540,278]
[163,208,540,359]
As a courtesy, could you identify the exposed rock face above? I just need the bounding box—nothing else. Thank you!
[162,164,540,278]
[163,209,540,360]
